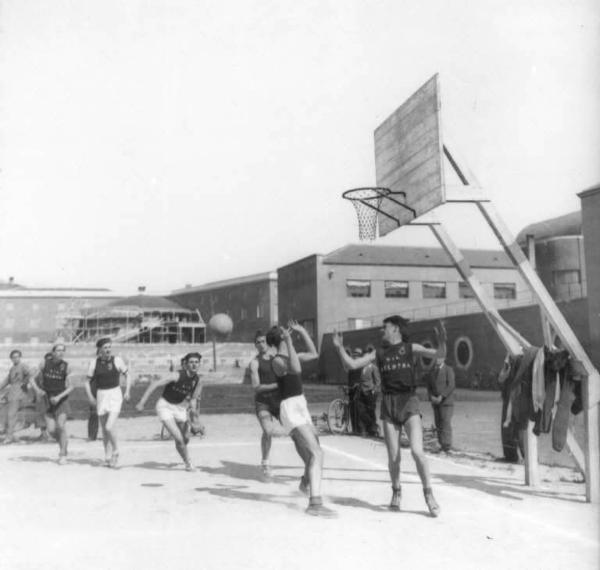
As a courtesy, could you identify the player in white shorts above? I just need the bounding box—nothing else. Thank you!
[84,338,130,468]
[135,352,203,471]
[267,321,336,518]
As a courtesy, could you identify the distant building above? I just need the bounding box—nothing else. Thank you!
[0,285,121,344]
[169,272,278,342]
[72,294,205,344]
[278,244,529,346]
[516,211,585,302]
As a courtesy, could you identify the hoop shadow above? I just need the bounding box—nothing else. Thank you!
[131,461,182,471]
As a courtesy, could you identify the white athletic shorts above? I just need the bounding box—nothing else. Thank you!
[156,397,188,423]
[96,387,123,416]
[279,394,312,434]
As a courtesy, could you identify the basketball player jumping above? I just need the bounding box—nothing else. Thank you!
[249,330,281,479]
[333,316,446,517]
[135,352,203,471]
[267,320,337,518]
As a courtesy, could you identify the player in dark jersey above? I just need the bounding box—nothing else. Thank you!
[333,316,446,517]
[135,352,203,471]
[84,338,130,468]
[30,344,74,465]
[267,320,337,518]
[249,330,280,479]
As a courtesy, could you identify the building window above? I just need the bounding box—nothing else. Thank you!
[385,281,409,298]
[459,281,475,299]
[454,336,474,370]
[346,279,371,298]
[493,283,516,300]
[347,318,371,330]
[553,270,581,286]
[422,282,446,299]
[256,304,264,318]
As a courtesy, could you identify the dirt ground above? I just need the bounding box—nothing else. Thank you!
[0,409,597,570]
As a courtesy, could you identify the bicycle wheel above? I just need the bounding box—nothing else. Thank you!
[327,399,348,434]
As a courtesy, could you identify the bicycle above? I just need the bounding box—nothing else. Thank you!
[326,385,358,434]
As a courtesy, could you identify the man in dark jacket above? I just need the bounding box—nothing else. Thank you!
[427,358,455,453]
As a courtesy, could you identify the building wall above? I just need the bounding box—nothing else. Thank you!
[533,236,587,301]
[315,262,527,335]
[169,278,277,342]
[277,255,320,343]
[0,296,117,343]
[579,185,600,366]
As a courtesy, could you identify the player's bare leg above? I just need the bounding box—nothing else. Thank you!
[55,412,68,463]
[257,411,275,477]
[162,416,193,470]
[100,409,120,467]
[382,420,402,510]
[405,414,440,517]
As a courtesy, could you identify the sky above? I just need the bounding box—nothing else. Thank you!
[1,0,599,295]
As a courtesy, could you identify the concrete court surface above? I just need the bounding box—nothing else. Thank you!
[0,415,597,570]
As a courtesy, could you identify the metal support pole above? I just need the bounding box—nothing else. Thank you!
[427,222,540,487]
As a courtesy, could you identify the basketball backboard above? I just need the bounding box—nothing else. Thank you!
[374,74,445,236]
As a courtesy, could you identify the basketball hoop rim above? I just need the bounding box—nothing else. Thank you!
[341,187,406,201]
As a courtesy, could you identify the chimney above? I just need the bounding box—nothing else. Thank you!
[8,276,14,286]
[138,286,146,293]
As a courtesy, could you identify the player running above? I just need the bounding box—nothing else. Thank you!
[249,330,280,479]
[30,344,74,464]
[135,352,203,471]
[333,316,446,517]
[84,338,130,468]
[267,320,337,518]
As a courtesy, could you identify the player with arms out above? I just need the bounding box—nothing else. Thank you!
[333,316,446,517]
[267,320,337,518]
[84,338,131,468]
[30,344,74,465]
[135,352,203,471]
[249,330,280,479]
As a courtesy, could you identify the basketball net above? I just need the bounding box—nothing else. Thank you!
[346,188,385,241]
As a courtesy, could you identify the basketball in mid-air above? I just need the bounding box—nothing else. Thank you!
[208,313,233,337]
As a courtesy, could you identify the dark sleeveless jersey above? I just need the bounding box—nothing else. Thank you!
[162,370,199,405]
[376,342,415,394]
[92,357,121,390]
[41,359,69,397]
[254,355,278,403]
[272,355,303,400]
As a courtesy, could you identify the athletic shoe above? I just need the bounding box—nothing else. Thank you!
[185,461,196,472]
[108,452,119,469]
[389,488,401,511]
[298,475,310,496]
[305,497,337,518]
[57,455,67,466]
[424,489,440,517]
[261,464,273,480]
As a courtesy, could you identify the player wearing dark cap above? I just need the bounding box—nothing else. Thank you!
[84,338,130,468]
[333,316,446,517]
[30,344,74,464]
[135,352,203,471]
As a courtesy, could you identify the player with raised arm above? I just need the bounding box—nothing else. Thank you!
[267,320,337,518]
[84,338,130,468]
[249,330,280,479]
[30,344,74,464]
[333,315,446,517]
[135,352,203,471]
